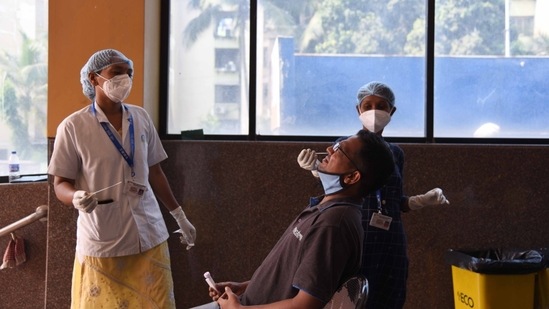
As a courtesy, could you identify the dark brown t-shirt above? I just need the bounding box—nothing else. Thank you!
[241,197,364,305]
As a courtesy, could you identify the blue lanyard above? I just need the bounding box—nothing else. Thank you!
[376,190,383,213]
[91,103,136,177]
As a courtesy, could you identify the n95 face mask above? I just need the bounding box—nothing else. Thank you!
[98,74,132,103]
[359,110,391,133]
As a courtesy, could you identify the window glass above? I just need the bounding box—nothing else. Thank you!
[0,0,48,176]
[434,0,549,138]
[168,0,426,137]
[168,0,250,135]
[169,1,549,140]
[257,0,426,137]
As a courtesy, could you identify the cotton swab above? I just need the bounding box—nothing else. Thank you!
[90,181,122,195]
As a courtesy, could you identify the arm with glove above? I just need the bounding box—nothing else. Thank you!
[170,206,196,249]
[53,176,99,213]
[297,149,321,177]
[149,163,197,249]
[406,188,450,211]
[72,190,99,213]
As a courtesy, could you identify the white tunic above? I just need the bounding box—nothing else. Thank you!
[48,102,169,257]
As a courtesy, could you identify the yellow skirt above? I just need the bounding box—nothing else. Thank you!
[71,241,176,309]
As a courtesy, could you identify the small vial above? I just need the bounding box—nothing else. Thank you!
[8,151,21,183]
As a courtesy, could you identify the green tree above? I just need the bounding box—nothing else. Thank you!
[181,0,316,84]
[261,0,317,50]
[299,0,424,55]
[404,17,426,55]
[0,31,47,159]
[512,33,549,56]
[435,0,504,55]
[183,0,251,103]
[180,0,316,133]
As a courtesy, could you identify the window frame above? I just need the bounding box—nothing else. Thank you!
[158,0,549,145]
[0,0,49,182]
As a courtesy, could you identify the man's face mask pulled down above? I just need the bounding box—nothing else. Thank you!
[318,171,351,195]
[96,73,132,103]
[317,142,361,195]
[359,109,391,133]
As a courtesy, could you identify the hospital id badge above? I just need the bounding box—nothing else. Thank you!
[369,212,392,231]
[125,180,147,197]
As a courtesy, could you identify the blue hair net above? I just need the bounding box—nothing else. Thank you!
[356,81,395,108]
[80,49,133,100]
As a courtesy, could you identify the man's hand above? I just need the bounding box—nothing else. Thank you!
[72,190,98,213]
[408,188,450,210]
[216,287,240,309]
[209,281,248,301]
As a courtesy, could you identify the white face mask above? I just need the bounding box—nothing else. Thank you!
[97,74,132,103]
[359,109,391,133]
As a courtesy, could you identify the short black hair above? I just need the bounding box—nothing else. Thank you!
[354,130,395,196]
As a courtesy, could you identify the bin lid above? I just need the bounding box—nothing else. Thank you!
[445,249,544,274]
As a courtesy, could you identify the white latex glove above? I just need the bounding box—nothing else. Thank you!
[408,188,450,210]
[170,206,197,250]
[297,149,320,171]
[72,190,98,213]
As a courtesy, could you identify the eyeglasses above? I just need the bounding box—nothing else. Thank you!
[332,142,361,174]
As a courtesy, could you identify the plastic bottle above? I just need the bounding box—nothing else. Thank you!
[8,151,20,183]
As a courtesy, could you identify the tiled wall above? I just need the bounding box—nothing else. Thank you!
[161,141,549,308]
[0,182,48,309]
[5,140,549,308]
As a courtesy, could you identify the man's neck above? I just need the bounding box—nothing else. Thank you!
[321,191,362,204]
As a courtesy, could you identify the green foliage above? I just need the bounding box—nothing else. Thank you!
[1,81,30,151]
[512,33,549,56]
[0,30,47,159]
[404,18,426,55]
[183,0,251,48]
[281,0,543,57]
[298,0,424,55]
[182,0,546,56]
[435,0,504,55]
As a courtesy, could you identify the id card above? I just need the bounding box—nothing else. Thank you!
[125,180,148,197]
[369,212,392,230]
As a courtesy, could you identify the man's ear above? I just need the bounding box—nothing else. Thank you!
[390,106,397,116]
[344,170,361,186]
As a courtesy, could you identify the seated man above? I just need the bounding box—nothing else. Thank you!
[192,129,395,309]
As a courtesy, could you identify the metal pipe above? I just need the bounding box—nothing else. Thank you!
[0,205,48,238]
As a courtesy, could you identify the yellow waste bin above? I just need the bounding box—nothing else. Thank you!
[446,249,544,309]
[451,265,536,309]
[534,248,549,309]
[535,268,549,309]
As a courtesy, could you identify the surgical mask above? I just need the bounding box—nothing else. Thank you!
[318,171,346,195]
[359,109,391,133]
[97,74,132,103]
